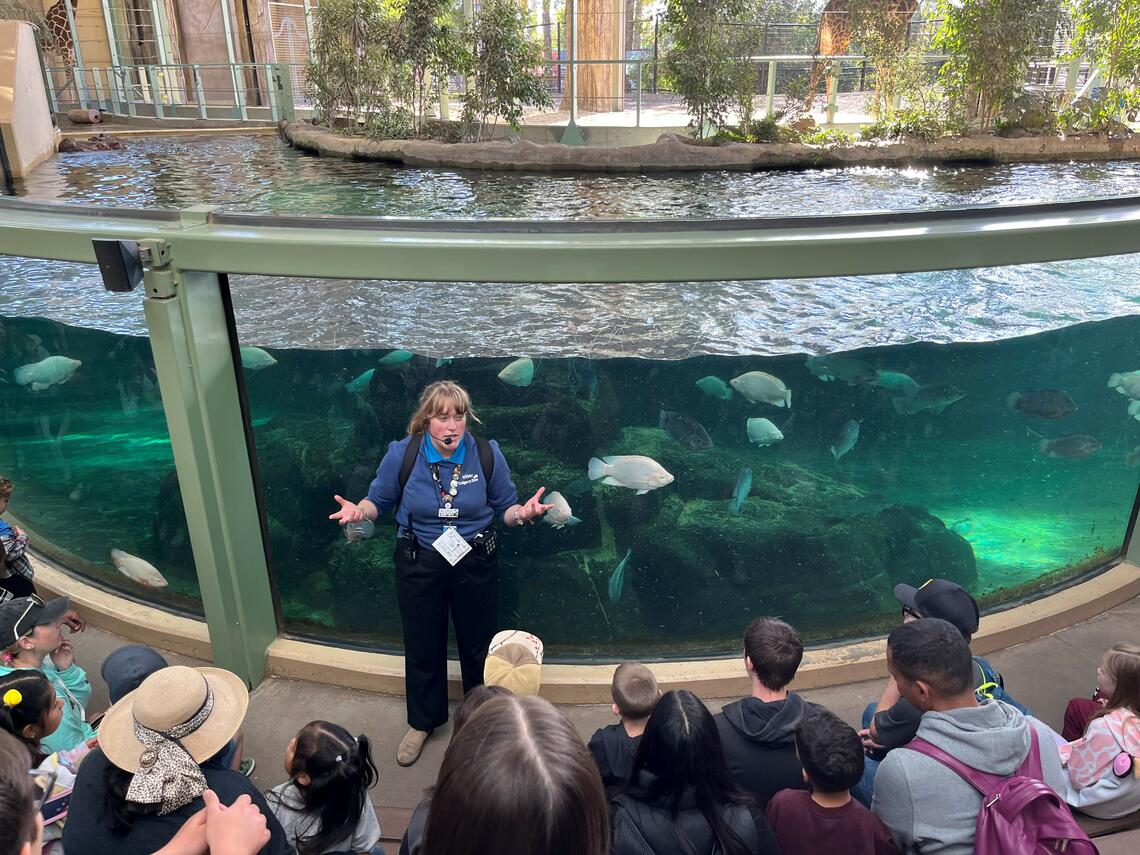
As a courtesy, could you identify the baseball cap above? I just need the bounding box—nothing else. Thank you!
[0,595,70,647]
[101,644,169,704]
[894,579,980,637]
[484,629,544,696]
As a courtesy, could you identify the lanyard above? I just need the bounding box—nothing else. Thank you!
[430,462,462,510]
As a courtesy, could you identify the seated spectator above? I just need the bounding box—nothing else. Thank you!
[483,630,543,696]
[63,664,292,855]
[588,662,660,799]
[0,596,96,753]
[422,693,608,855]
[265,720,382,854]
[1,728,43,855]
[715,616,820,808]
[854,579,1028,807]
[1062,642,1138,742]
[0,477,36,602]
[400,684,511,855]
[1059,642,1140,819]
[613,689,778,855]
[871,618,1066,855]
[767,710,897,855]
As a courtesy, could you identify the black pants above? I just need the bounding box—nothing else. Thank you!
[394,543,499,732]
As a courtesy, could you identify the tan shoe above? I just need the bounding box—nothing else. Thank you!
[397,728,431,767]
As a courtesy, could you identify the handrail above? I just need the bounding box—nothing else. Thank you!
[1,195,1138,283]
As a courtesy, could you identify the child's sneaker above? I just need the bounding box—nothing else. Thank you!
[238,757,256,777]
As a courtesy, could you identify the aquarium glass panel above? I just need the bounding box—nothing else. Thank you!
[0,257,202,615]
[232,263,1140,658]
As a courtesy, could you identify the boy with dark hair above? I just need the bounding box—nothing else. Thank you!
[0,478,36,603]
[767,711,897,855]
[872,619,1065,855]
[715,616,824,808]
[587,662,660,798]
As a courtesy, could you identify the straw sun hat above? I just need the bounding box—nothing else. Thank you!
[100,665,249,773]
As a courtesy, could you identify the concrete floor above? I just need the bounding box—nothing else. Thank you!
[71,595,1139,841]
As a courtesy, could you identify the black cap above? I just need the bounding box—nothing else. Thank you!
[101,644,169,704]
[894,579,980,637]
[0,595,71,647]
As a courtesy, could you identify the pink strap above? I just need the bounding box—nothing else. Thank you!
[907,727,1043,795]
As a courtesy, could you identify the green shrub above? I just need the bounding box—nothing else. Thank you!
[861,107,949,142]
[750,114,803,143]
[362,105,416,141]
[802,128,857,148]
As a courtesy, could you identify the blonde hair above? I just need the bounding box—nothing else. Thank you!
[406,381,482,437]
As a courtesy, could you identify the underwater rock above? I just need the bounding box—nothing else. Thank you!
[58,134,124,153]
[325,532,402,631]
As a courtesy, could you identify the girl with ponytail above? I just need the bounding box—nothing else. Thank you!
[0,670,62,763]
[266,721,382,855]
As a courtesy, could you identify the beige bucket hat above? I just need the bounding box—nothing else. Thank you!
[99,665,249,773]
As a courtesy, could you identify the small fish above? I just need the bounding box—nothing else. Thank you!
[806,354,877,385]
[69,483,86,502]
[1107,371,1140,400]
[344,368,376,394]
[435,357,453,367]
[570,358,598,396]
[110,548,169,588]
[831,419,861,461]
[746,417,783,447]
[1127,445,1140,469]
[117,380,139,418]
[239,346,277,371]
[1037,433,1102,460]
[498,357,535,387]
[872,370,920,397]
[542,491,581,529]
[891,384,966,416]
[13,355,82,391]
[343,519,375,542]
[378,349,414,366]
[1006,390,1077,420]
[659,410,713,450]
[695,376,733,401]
[731,371,791,408]
[608,548,632,604]
[588,455,674,495]
[729,467,752,515]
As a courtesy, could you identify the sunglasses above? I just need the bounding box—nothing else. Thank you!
[902,606,923,620]
[10,594,45,645]
[29,765,58,813]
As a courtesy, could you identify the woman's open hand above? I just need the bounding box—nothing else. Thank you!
[518,487,555,524]
[329,495,364,526]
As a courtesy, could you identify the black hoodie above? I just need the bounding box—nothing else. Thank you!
[587,722,641,799]
[715,693,820,808]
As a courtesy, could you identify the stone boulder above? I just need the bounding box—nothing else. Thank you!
[58,134,124,153]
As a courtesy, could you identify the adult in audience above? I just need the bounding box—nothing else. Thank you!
[63,665,291,855]
[613,689,778,855]
[421,693,608,855]
[854,579,1029,807]
[0,729,42,855]
[715,616,821,808]
[871,619,1065,855]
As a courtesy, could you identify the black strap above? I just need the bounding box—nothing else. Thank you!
[395,434,495,510]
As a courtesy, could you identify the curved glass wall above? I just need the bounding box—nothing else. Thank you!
[0,258,202,614]
[231,267,1140,657]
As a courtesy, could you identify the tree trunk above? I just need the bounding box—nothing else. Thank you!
[573,0,623,113]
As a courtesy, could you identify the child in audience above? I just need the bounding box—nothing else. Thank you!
[0,478,35,601]
[1061,643,1136,742]
[767,710,897,855]
[1059,643,1140,819]
[612,690,779,855]
[0,596,95,753]
[1,670,91,855]
[0,729,42,855]
[588,662,659,798]
[266,720,383,855]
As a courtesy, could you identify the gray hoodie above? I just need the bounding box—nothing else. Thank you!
[871,700,1066,855]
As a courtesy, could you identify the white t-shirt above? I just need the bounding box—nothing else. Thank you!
[266,781,382,854]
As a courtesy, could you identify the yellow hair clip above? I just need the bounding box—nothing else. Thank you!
[2,688,22,708]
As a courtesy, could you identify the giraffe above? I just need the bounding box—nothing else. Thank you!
[803,0,920,112]
[40,0,81,98]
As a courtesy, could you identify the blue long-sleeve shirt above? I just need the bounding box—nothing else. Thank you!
[366,433,518,546]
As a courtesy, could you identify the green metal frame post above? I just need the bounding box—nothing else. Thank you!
[138,237,277,687]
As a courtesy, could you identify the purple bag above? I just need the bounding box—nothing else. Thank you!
[907,727,1098,855]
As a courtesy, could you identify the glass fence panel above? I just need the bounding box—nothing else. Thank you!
[230,263,1140,658]
[0,257,203,615]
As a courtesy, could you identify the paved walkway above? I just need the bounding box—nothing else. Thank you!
[72,595,1139,842]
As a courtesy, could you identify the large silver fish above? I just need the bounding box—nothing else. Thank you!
[239,346,277,371]
[13,356,82,391]
[892,384,966,416]
[731,371,791,408]
[1108,371,1140,400]
[498,357,535,387]
[110,549,169,588]
[806,354,877,385]
[588,455,674,495]
[542,491,581,529]
[831,419,860,461]
[1037,433,1101,460]
[659,410,713,450]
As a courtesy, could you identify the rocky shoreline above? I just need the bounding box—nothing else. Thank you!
[280,120,1140,173]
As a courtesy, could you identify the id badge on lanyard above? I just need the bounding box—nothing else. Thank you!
[431,461,470,565]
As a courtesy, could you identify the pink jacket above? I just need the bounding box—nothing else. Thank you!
[1060,708,1140,788]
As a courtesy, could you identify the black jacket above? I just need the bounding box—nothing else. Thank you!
[715,693,820,809]
[611,772,778,855]
[587,723,641,799]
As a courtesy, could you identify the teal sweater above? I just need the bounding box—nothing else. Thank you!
[0,657,97,753]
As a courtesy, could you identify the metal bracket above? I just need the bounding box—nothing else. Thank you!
[138,240,177,299]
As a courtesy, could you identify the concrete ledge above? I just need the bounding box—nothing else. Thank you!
[31,543,1140,702]
[280,121,1140,173]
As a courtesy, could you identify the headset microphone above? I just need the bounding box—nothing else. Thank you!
[443,436,455,445]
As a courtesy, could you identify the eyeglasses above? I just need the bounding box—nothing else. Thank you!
[902,606,923,620]
[11,594,44,645]
[29,765,58,813]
